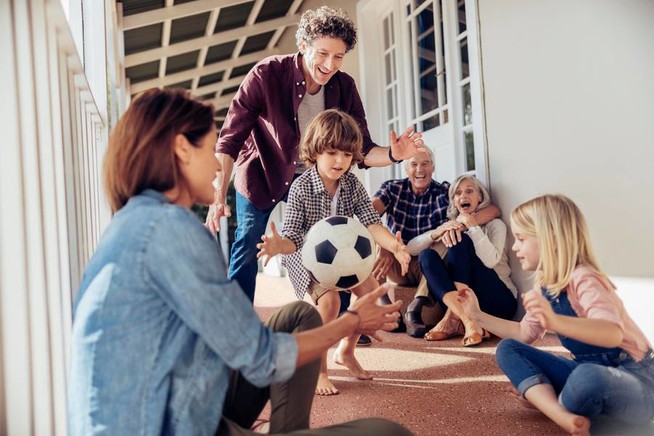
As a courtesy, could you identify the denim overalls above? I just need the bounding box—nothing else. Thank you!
[495,290,654,423]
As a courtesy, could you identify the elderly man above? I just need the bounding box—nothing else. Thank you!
[372,149,499,337]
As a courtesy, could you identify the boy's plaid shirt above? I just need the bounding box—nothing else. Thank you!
[281,166,380,300]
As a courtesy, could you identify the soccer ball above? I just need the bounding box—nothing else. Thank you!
[301,215,376,290]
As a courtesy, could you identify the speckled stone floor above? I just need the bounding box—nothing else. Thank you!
[253,274,654,436]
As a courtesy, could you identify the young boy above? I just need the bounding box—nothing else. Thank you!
[257,109,410,396]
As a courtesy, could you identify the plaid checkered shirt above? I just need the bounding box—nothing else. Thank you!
[281,166,381,300]
[374,178,451,244]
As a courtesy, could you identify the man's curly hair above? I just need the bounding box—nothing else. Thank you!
[295,6,357,52]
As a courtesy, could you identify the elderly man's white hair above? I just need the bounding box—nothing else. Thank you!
[403,147,435,171]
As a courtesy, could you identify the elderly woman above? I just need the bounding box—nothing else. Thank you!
[408,175,517,346]
[67,88,409,435]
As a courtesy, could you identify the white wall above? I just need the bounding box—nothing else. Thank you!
[478,0,654,338]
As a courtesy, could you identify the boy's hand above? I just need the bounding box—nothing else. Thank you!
[256,222,282,267]
[372,247,393,281]
[391,231,411,276]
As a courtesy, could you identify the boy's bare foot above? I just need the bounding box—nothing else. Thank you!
[333,350,373,380]
[315,373,339,396]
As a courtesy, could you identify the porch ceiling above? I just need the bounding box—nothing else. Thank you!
[117,0,305,125]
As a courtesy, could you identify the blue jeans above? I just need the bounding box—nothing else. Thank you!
[496,339,654,423]
[228,192,275,302]
[419,234,516,320]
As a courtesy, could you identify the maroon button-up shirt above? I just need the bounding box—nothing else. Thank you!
[216,52,378,210]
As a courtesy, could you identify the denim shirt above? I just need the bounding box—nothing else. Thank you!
[68,190,298,435]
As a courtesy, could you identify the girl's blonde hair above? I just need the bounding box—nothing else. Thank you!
[299,109,364,167]
[446,174,491,220]
[510,194,606,296]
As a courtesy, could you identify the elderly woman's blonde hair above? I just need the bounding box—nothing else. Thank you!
[510,194,607,296]
[446,175,491,220]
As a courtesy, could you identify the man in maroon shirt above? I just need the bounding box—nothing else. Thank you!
[207,6,424,302]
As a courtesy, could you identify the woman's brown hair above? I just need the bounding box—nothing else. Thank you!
[104,88,214,212]
[299,109,364,167]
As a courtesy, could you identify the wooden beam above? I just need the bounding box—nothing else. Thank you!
[130,48,278,93]
[193,76,243,97]
[125,14,298,67]
[123,0,251,30]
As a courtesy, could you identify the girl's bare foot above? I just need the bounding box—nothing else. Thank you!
[315,373,339,396]
[507,386,537,410]
[544,402,590,435]
[563,414,590,436]
[333,350,373,380]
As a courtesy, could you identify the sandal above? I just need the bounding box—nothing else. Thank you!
[424,317,464,341]
[462,328,491,347]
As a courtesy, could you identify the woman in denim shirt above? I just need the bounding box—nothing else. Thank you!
[458,194,653,435]
[67,89,409,436]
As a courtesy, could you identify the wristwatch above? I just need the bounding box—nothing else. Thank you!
[467,226,480,234]
[388,147,403,163]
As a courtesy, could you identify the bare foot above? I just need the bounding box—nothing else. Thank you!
[333,350,373,380]
[315,373,339,396]
[507,386,537,410]
[565,415,590,436]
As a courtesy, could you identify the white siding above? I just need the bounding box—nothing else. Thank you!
[478,0,654,338]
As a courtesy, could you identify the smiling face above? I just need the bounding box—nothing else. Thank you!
[300,37,347,93]
[406,151,434,195]
[511,219,541,271]
[453,179,481,214]
[315,148,353,188]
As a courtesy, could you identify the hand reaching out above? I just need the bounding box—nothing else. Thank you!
[389,126,427,161]
[372,247,394,282]
[349,284,402,340]
[256,222,284,267]
[392,231,411,276]
[522,290,555,330]
[456,288,482,320]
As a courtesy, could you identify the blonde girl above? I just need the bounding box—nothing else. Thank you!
[458,194,654,435]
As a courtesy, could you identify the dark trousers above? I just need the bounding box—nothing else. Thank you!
[419,234,516,320]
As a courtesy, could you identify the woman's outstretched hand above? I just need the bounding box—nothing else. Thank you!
[349,284,402,340]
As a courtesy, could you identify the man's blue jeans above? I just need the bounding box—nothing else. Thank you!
[496,338,654,423]
[228,192,275,302]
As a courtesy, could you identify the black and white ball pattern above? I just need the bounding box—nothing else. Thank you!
[301,215,375,290]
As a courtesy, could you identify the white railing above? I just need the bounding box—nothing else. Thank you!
[0,0,117,434]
